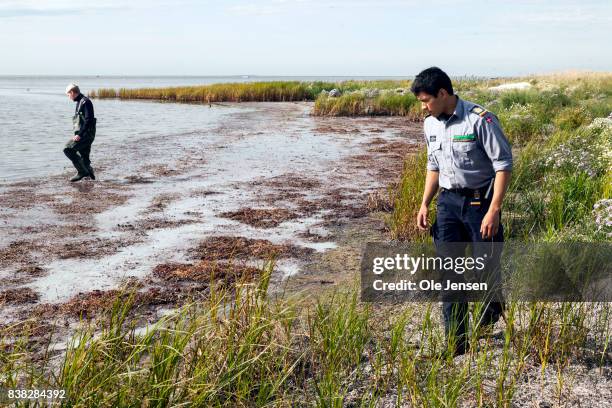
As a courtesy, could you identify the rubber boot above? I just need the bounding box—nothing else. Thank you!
[70,157,90,182]
[86,165,96,180]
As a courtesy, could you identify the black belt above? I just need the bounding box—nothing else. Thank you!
[441,185,490,198]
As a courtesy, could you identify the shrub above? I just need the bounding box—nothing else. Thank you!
[498,103,546,145]
[553,106,593,131]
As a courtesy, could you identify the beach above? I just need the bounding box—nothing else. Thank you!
[0,97,420,340]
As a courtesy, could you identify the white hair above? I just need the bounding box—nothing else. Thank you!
[65,83,80,94]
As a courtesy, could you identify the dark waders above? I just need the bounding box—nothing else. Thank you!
[64,97,96,181]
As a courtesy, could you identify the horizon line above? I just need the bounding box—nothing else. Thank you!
[1,70,610,78]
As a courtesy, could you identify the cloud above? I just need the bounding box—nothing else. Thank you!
[506,1,612,24]
[226,0,451,16]
[0,2,127,19]
[523,10,612,24]
[0,8,84,18]
[0,0,197,19]
[228,3,282,16]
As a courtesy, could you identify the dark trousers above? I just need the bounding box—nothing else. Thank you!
[63,127,95,169]
[64,139,93,167]
[432,189,504,350]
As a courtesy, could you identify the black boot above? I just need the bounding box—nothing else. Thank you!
[86,165,96,180]
[70,158,90,182]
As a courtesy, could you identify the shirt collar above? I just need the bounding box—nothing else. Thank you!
[75,93,83,102]
[450,95,465,120]
[435,95,464,124]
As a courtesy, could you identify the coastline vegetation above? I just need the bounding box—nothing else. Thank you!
[89,73,612,121]
[89,80,411,104]
[313,91,422,118]
[3,73,611,406]
[3,264,610,406]
[4,264,610,406]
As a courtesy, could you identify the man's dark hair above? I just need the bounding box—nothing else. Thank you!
[410,67,454,96]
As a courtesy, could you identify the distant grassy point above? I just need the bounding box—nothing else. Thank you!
[89,79,422,117]
[89,73,612,120]
[90,80,406,103]
[90,81,330,102]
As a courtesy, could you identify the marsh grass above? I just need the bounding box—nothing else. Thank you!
[89,80,410,104]
[91,81,323,102]
[2,269,611,406]
[313,92,421,118]
[89,73,612,126]
[0,270,611,407]
[386,150,432,241]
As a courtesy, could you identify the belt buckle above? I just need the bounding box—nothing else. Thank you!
[469,189,482,206]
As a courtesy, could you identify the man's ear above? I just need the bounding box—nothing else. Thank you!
[437,88,448,98]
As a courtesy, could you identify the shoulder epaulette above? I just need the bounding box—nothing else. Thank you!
[470,106,488,117]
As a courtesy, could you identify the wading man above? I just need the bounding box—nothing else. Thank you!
[64,83,96,182]
[412,67,512,356]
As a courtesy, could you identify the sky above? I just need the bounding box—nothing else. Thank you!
[1,0,611,76]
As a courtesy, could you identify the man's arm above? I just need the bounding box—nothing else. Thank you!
[475,112,513,239]
[417,170,439,230]
[480,170,511,239]
[78,99,94,136]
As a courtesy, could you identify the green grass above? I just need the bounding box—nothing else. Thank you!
[90,79,423,117]
[3,271,609,407]
[89,80,411,104]
[386,150,432,241]
[89,73,612,126]
[313,91,421,117]
[91,81,327,102]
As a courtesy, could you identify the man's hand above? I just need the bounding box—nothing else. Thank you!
[417,171,439,232]
[72,135,81,142]
[417,204,429,231]
[480,208,500,239]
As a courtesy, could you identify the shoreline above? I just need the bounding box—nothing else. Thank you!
[0,101,420,350]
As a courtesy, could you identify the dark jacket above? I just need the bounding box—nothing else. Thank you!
[74,93,95,136]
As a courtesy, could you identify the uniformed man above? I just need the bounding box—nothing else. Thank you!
[411,67,513,356]
[64,83,96,182]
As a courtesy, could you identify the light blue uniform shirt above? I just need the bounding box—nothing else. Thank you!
[424,96,513,189]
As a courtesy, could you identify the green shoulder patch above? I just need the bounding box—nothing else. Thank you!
[470,106,488,117]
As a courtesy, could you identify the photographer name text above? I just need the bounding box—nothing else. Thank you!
[372,279,487,291]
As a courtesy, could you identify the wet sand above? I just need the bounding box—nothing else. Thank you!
[0,102,422,349]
